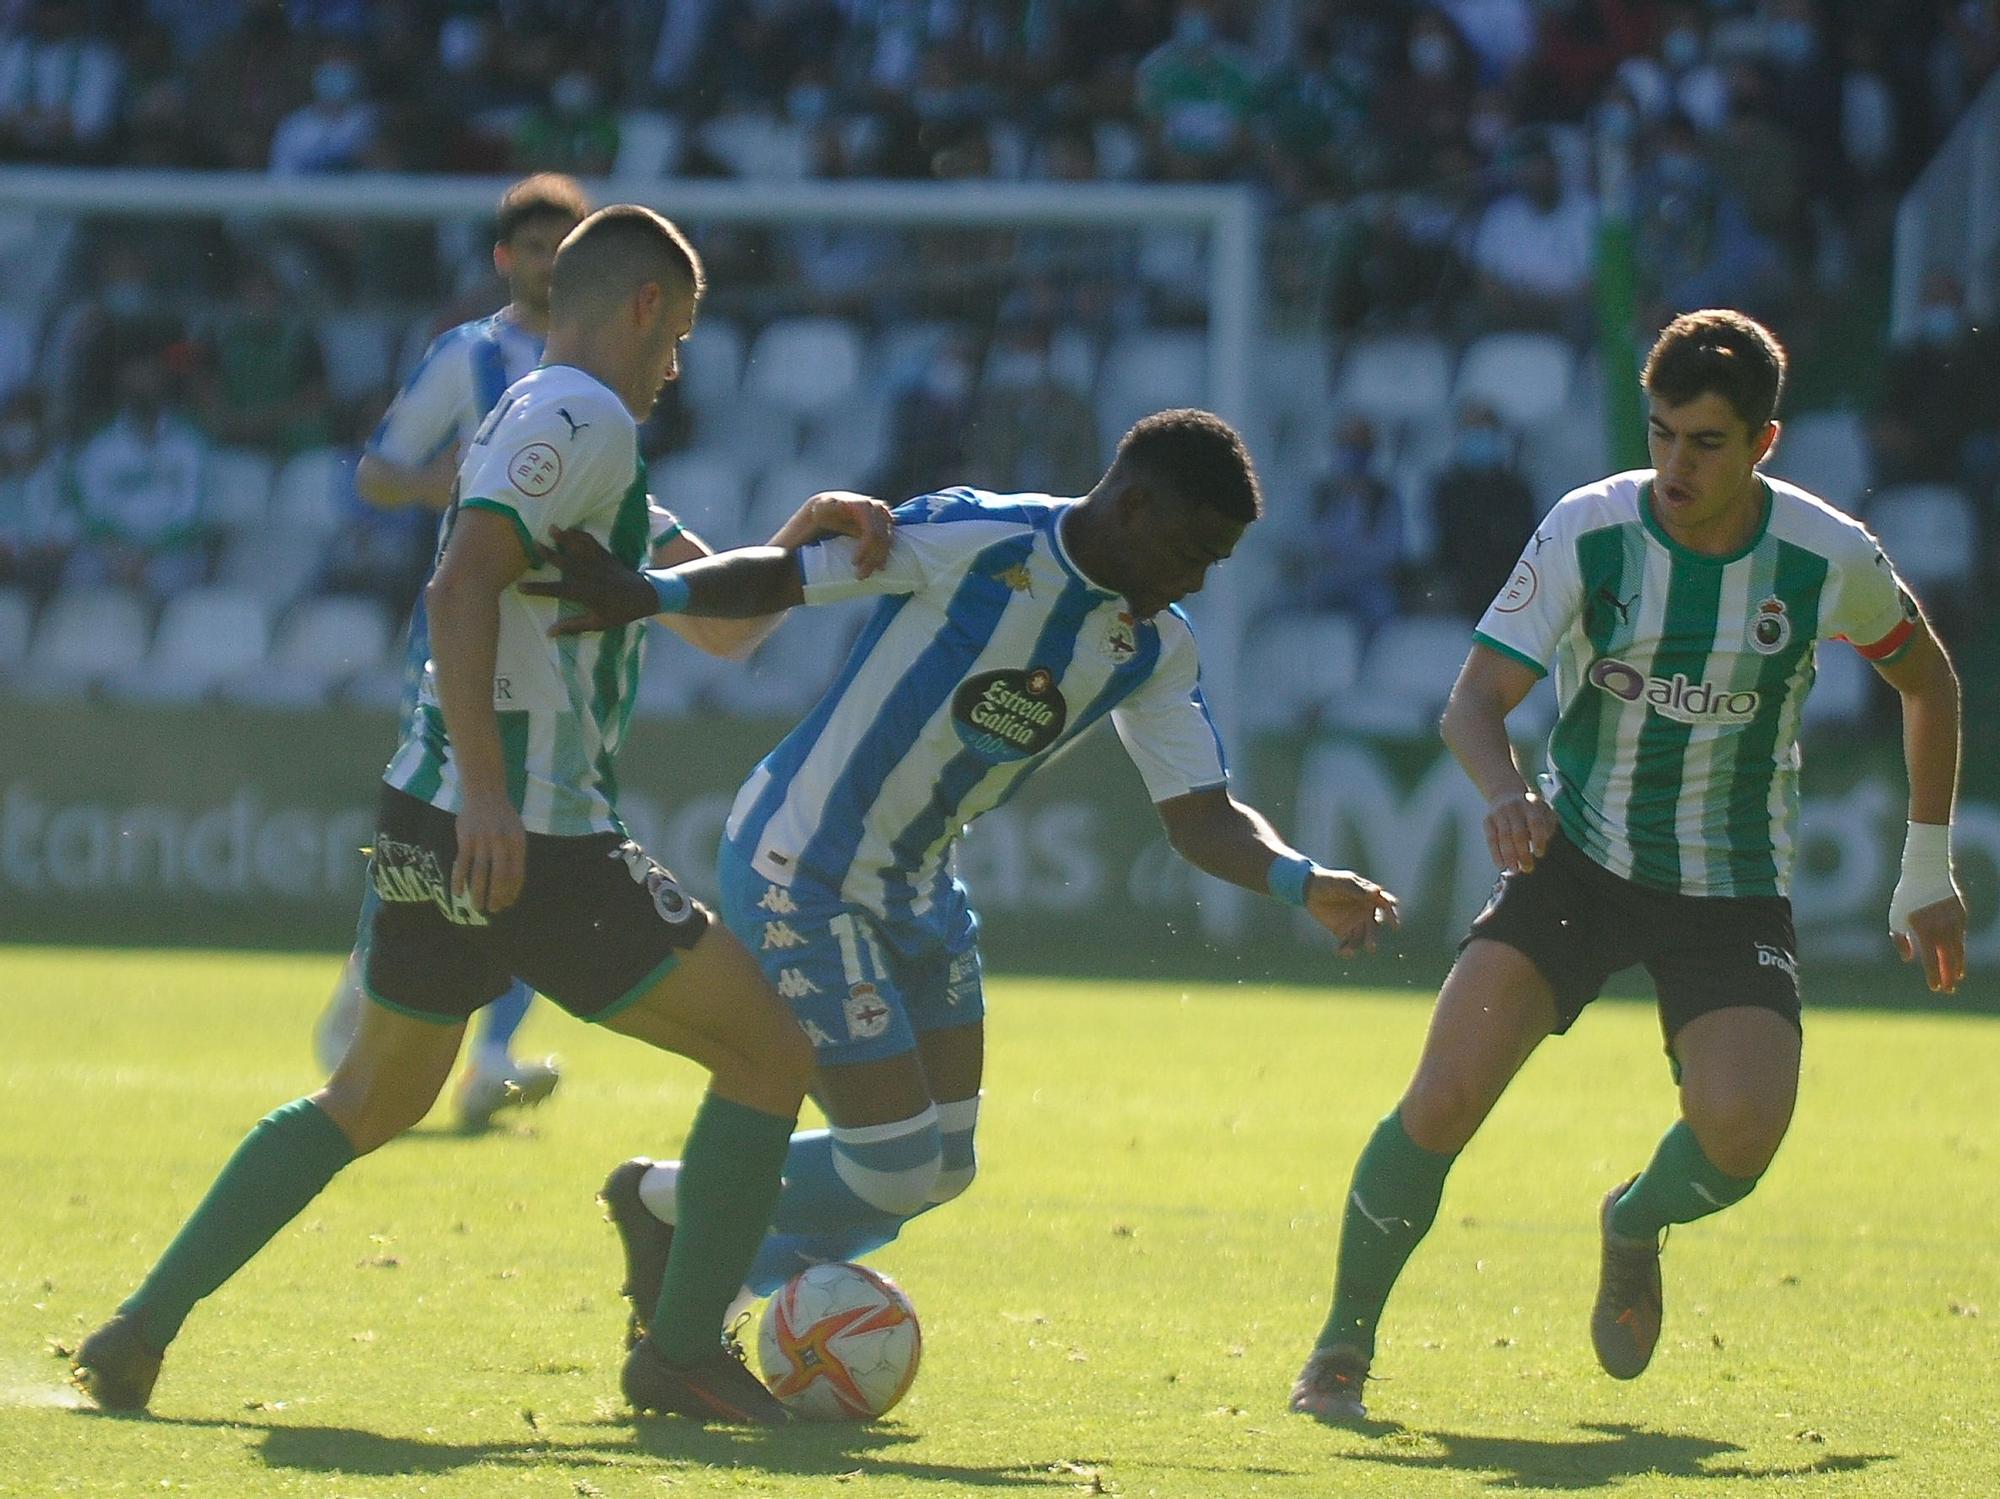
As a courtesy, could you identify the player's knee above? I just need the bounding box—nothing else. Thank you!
[1686,1092,1788,1178]
[312,1085,427,1156]
[1399,1073,1485,1155]
[831,1109,943,1218]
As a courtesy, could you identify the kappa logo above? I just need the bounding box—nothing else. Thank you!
[843,982,891,1039]
[370,835,488,926]
[776,967,823,1000]
[613,841,696,924]
[1748,597,1792,656]
[757,885,799,916]
[1754,942,1798,982]
[1588,656,1760,727]
[945,949,980,1005]
[761,920,808,951]
[799,1019,836,1048]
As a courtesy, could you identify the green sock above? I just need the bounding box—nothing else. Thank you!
[121,1098,356,1349]
[1317,1109,1457,1360]
[1608,1119,1759,1240]
[650,1091,796,1365]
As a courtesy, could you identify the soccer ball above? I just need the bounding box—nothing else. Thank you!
[757,1263,921,1421]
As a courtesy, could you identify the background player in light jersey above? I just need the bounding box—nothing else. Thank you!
[315,173,587,1127]
[73,206,892,1426]
[519,409,1402,1345]
[1289,310,1968,1425]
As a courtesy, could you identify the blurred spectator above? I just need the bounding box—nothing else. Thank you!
[1375,8,1478,181]
[67,355,209,599]
[187,0,309,171]
[870,331,980,504]
[43,242,185,440]
[1523,0,1658,119]
[1871,271,2000,490]
[1437,0,1536,86]
[1468,139,1597,333]
[318,391,431,614]
[1633,114,1788,323]
[513,65,618,175]
[268,42,378,174]
[1429,401,1536,617]
[1289,415,1402,633]
[1133,1,1261,182]
[0,0,123,162]
[967,318,1099,497]
[0,388,77,598]
[196,261,330,453]
[1254,17,1380,202]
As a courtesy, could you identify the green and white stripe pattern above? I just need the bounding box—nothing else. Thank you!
[1477,472,1907,899]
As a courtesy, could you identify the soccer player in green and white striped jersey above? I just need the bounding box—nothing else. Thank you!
[1291,310,1968,1424]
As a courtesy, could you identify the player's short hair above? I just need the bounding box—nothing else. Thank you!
[496,173,590,243]
[549,205,705,318]
[1643,309,1787,432]
[1112,408,1263,523]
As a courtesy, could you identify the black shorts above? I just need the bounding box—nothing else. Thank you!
[362,784,711,1024]
[1464,831,1802,1046]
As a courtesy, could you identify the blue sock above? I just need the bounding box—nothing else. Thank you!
[475,980,535,1065]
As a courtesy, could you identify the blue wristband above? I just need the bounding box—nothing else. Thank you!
[647,570,691,614]
[1268,853,1317,908]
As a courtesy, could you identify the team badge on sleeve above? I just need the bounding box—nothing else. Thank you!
[1494,560,1538,613]
[509,442,563,497]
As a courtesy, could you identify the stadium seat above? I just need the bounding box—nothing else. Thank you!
[0,585,32,672]
[1865,483,1978,594]
[270,446,354,534]
[1238,611,1363,734]
[696,111,810,180]
[1802,640,1875,731]
[104,586,270,703]
[1332,335,1454,428]
[686,396,801,470]
[650,451,751,542]
[1453,333,1575,428]
[1097,329,1206,456]
[710,603,865,716]
[19,586,148,695]
[220,593,391,708]
[1766,409,1871,510]
[677,317,745,414]
[1323,615,1472,738]
[799,388,892,481]
[317,311,397,403]
[748,461,870,542]
[203,447,277,529]
[614,109,685,177]
[1521,408,1611,516]
[875,320,968,386]
[745,317,867,416]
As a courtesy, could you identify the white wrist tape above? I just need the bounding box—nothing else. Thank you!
[1888,821,1956,938]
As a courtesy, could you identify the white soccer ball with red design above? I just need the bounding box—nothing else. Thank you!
[757,1262,921,1421]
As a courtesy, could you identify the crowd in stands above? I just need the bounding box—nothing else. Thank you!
[0,0,1996,730]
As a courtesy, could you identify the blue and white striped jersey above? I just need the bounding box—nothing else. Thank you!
[369,310,545,469]
[723,489,1228,926]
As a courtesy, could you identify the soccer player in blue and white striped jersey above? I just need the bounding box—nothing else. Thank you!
[315,174,587,1126]
[523,409,1401,1342]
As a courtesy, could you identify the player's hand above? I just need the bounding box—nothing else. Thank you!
[454,791,526,916]
[802,490,895,577]
[1485,789,1557,874]
[1304,870,1401,958]
[1892,894,1967,995]
[522,526,658,635]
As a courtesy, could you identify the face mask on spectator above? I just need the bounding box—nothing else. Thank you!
[789,82,832,124]
[1662,28,1702,71]
[0,420,36,462]
[1456,427,1505,469]
[1409,32,1454,80]
[314,61,362,106]
[1919,303,1965,345]
[1600,99,1638,143]
[1656,150,1707,191]
[551,71,598,115]
[103,280,146,316]
[1766,19,1815,67]
[1174,11,1215,47]
[925,358,974,404]
[439,17,485,75]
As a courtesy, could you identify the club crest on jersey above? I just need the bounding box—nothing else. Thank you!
[1085,608,1139,664]
[509,442,562,497]
[994,561,1034,593]
[1748,596,1792,655]
[951,667,1068,763]
[844,982,891,1039]
[1588,656,1760,726]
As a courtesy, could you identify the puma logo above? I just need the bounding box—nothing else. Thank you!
[1350,1191,1406,1237]
[1690,1181,1728,1209]
[1595,586,1635,623]
[557,406,590,441]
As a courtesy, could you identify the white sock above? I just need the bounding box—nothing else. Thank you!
[639,1160,681,1225]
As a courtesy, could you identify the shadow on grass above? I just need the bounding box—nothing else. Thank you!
[1334,1420,1893,1490]
[77,1408,1074,1488]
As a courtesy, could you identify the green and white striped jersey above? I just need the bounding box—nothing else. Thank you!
[384,364,654,838]
[1475,470,1917,898]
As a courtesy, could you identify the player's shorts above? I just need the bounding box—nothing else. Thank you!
[1464,830,1801,1046]
[717,838,985,1066]
[362,784,710,1024]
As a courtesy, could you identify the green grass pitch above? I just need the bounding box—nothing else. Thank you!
[1,946,1994,1497]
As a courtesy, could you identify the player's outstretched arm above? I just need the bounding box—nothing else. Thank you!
[522,526,808,633]
[356,447,462,512]
[1872,618,1967,994]
[1155,787,1400,958]
[1442,645,1558,874]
